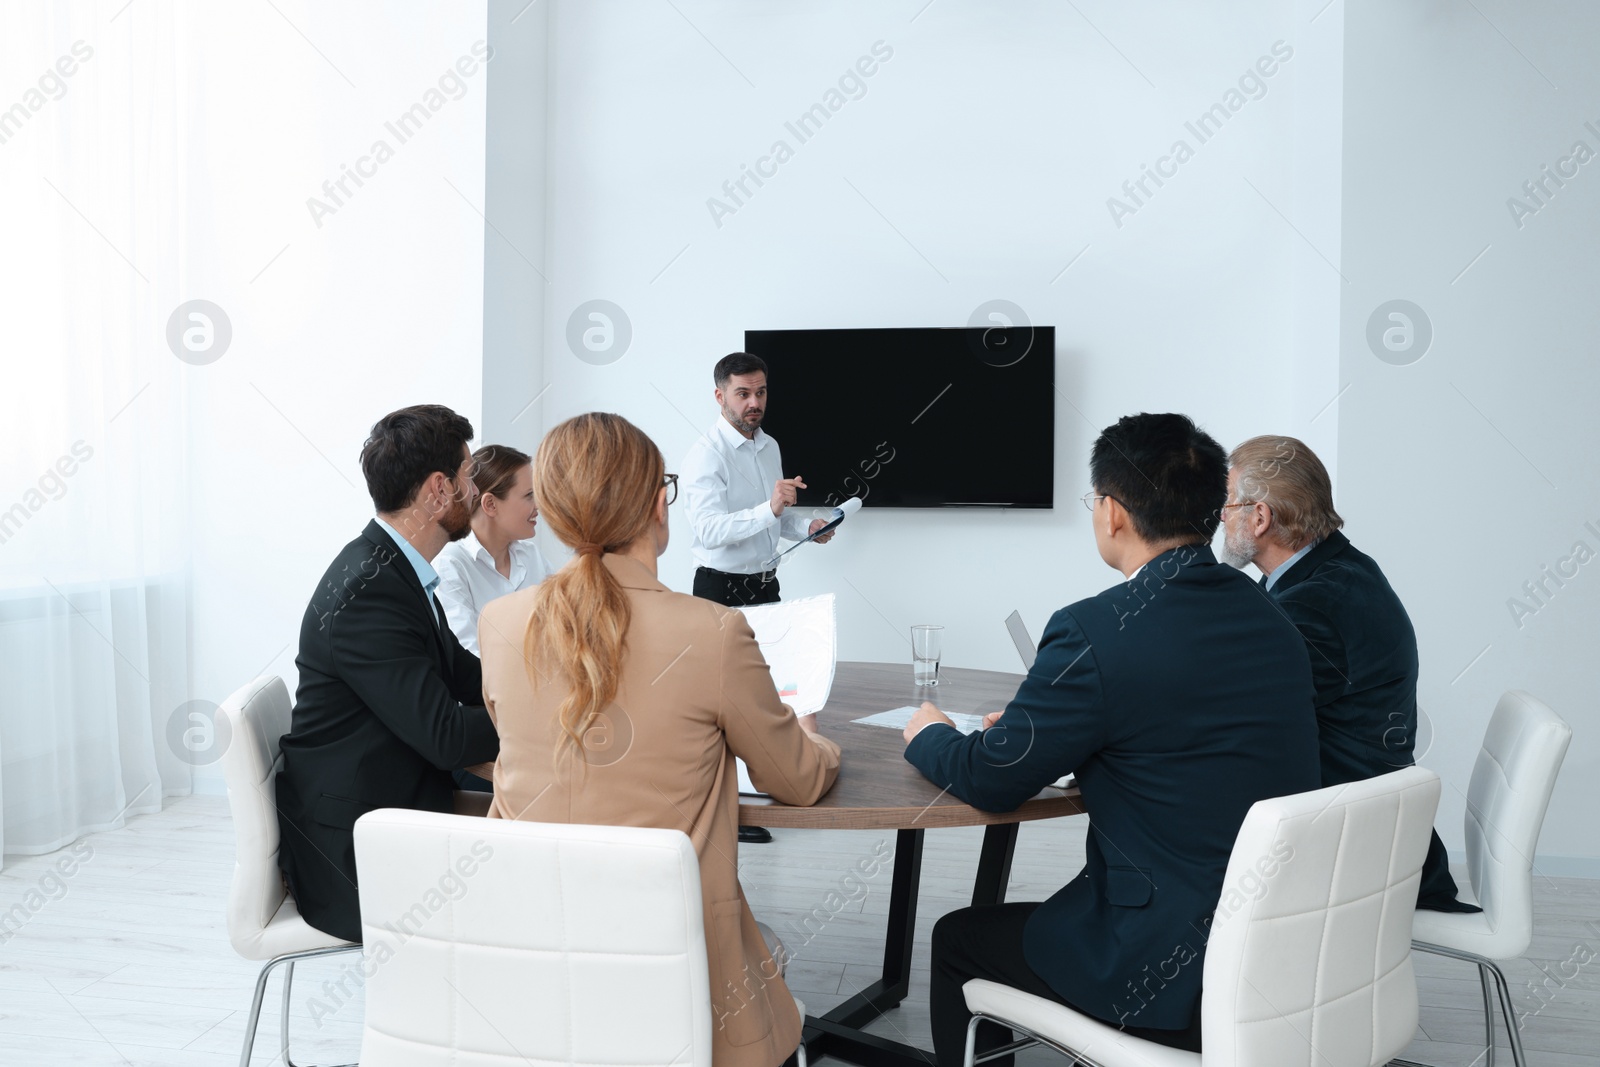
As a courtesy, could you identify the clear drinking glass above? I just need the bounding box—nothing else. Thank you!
[911,625,943,686]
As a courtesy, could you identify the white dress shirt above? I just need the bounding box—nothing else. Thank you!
[433,530,554,654]
[682,416,811,574]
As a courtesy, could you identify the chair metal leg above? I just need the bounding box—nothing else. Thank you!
[239,955,281,1067]
[1484,959,1528,1067]
[1477,963,1496,1067]
[963,1015,982,1067]
[1405,941,1529,1067]
[237,944,362,1067]
[966,1012,1081,1067]
[282,959,305,1067]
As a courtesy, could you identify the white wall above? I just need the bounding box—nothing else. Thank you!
[167,1,1598,871]
[183,3,489,790]
[515,0,1343,678]
[1339,0,1599,871]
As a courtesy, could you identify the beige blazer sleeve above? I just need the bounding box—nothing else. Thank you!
[716,610,840,805]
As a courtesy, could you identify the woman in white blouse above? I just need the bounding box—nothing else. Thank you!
[434,444,554,656]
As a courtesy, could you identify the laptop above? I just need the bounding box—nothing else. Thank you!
[1005,609,1036,670]
[1004,610,1074,791]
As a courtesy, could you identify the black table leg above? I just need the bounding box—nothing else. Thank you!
[971,822,1020,907]
[821,828,923,1027]
[803,828,938,1067]
[801,823,1025,1067]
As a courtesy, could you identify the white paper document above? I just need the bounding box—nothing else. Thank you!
[734,594,838,796]
[853,705,988,735]
[855,706,1075,790]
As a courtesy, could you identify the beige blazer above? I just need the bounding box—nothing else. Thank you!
[478,552,841,1067]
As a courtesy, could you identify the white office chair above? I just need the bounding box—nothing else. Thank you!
[1399,690,1573,1067]
[219,675,361,1067]
[353,809,808,1067]
[961,765,1441,1067]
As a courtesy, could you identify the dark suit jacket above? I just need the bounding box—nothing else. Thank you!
[906,544,1320,1032]
[276,520,501,942]
[1268,529,1474,912]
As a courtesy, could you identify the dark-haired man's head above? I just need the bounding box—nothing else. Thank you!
[713,352,768,439]
[360,404,478,553]
[1087,413,1227,575]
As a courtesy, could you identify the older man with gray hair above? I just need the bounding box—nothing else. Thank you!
[1220,434,1475,912]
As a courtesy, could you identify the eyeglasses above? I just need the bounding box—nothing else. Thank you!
[662,473,679,506]
[1080,491,1121,512]
[1219,500,1266,516]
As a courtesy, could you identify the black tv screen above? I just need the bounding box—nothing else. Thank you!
[747,326,1054,508]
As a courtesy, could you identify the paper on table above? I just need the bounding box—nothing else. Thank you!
[855,706,1077,790]
[733,593,837,797]
[853,705,987,735]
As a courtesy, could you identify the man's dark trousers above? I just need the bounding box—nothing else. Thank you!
[693,565,780,607]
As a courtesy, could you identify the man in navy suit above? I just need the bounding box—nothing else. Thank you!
[277,405,501,942]
[1221,434,1475,913]
[902,413,1320,1063]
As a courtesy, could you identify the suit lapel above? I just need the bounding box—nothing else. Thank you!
[363,520,455,679]
[427,591,454,677]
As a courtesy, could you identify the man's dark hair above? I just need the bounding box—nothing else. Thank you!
[359,404,475,513]
[1089,413,1227,543]
[714,352,768,388]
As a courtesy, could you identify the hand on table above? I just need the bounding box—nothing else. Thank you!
[902,701,955,744]
[982,711,1003,730]
[808,517,836,544]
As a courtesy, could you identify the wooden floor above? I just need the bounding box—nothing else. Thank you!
[0,795,1594,1066]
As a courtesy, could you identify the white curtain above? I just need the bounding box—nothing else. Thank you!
[0,3,192,863]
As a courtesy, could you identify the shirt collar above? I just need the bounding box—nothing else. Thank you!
[712,415,767,451]
[465,528,530,579]
[375,517,440,598]
[462,529,493,566]
[1265,538,1321,591]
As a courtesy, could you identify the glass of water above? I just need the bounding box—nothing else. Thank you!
[911,625,943,686]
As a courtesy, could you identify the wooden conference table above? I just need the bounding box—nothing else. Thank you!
[739,661,1084,1067]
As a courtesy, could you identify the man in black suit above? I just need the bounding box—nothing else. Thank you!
[902,413,1321,1064]
[1221,434,1476,913]
[277,404,501,942]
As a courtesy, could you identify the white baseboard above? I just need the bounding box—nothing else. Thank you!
[189,767,228,797]
[1450,850,1600,881]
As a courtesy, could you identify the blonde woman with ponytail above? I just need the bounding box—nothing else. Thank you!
[478,413,840,1067]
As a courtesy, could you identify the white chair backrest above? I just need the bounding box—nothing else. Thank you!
[353,809,713,1067]
[1463,689,1572,952]
[218,674,294,960]
[1201,766,1440,1067]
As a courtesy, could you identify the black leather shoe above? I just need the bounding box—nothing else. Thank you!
[738,825,773,844]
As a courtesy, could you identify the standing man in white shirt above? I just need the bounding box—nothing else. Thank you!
[683,352,837,608]
[683,352,837,845]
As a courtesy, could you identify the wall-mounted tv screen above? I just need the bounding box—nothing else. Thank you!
[746,326,1054,509]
